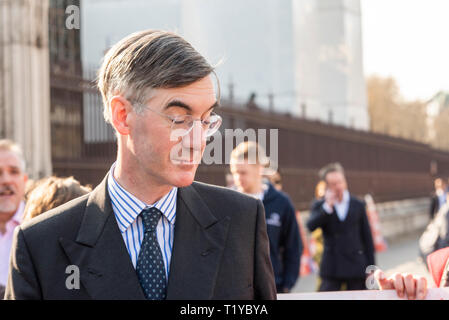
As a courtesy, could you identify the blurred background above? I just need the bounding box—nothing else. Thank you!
[1,0,449,292]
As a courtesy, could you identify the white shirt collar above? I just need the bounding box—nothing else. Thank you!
[334,190,350,221]
[107,162,177,233]
[336,190,350,206]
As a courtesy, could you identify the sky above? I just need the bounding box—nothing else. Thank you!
[361,0,449,102]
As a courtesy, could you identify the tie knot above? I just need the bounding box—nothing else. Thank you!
[140,207,162,233]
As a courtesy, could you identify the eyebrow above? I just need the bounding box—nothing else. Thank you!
[163,99,219,113]
[0,165,21,172]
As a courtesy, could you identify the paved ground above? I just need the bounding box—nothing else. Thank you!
[291,230,434,293]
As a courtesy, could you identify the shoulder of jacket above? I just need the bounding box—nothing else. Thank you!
[311,198,325,209]
[20,193,89,235]
[191,181,259,205]
[350,195,365,206]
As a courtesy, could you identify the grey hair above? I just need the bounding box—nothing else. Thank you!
[97,29,217,123]
[0,139,26,172]
[319,162,345,182]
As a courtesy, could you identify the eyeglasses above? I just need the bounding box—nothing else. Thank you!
[141,105,222,137]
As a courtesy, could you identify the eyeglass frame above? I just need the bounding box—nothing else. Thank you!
[133,103,222,137]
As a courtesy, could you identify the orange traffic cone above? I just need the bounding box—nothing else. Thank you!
[296,211,318,276]
[364,194,387,252]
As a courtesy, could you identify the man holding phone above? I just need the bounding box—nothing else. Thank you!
[307,163,375,291]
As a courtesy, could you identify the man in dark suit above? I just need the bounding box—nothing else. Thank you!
[429,178,447,220]
[306,163,375,291]
[5,30,276,300]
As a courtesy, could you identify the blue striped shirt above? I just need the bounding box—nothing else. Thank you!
[107,163,177,281]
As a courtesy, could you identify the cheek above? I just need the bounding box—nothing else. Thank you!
[231,173,240,182]
[12,177,25,191]
[134,124,170,156]
[17,181,26,196]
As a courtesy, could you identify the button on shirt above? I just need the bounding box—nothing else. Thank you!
[0,201,25,286]
[107,164,177,282]
[322,190,350,221]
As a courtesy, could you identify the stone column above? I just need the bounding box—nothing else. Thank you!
[0,0,52,179]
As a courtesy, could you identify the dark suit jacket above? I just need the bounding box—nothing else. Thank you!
[430,193,443,220]
[306,196,375,279]
[4,175,276,300]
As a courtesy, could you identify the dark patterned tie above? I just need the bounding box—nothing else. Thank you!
[136,207,167,300]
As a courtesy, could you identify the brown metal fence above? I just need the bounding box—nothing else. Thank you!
[51,77,449,210]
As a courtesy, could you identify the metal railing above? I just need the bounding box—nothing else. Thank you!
[50,73,449,210]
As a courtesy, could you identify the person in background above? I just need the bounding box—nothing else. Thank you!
[314,180,326,200]
[230,141,302,293]
[24,179,43,202]
[307,162,375,292]
[22,176,91,222]
[430,178,447,220]
[310,180,326,290]
[0,140,28,298]
[266,170,282,191]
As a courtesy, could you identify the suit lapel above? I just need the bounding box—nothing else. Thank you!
[343,198,356,224]
[59,174,145,300]
[166,183,230,299]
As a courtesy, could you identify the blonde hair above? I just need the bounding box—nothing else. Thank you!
[0,139,26,172]
[315,180,327,199]
[230,141,269,167]
[23,176,91,222]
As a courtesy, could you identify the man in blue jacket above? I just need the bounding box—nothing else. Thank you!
[230,141,302,293]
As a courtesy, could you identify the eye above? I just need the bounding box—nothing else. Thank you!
[172,115,189,124]
[201,113,217,126]
[173,118,186,125]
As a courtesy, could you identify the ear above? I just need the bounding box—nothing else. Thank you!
[110,96,132,136]
[258,164,266,176]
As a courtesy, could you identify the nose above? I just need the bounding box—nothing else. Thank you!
[181,121,206,150]
[0,171,12,184]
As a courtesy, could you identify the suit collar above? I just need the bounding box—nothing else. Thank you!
[76,178,216,246]
[166,183,230,299]
[333,190,350,221]
[334,190,350,206]
[75,174,113,247]
[176,183,218,229]
[60,179,230,300]
[60,174,146,299]
[107,163,177,233]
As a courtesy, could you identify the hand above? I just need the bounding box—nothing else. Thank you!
[374,269,428,300]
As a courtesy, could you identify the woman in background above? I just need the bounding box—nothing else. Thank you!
[23,176,91,222]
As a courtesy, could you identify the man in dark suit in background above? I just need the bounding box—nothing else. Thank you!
[5,30,276,300]
[429,177,447,220]
[307,163,375,291]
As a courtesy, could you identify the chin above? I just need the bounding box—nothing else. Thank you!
[170,166,198,187]
[0,199,18,212]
